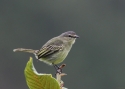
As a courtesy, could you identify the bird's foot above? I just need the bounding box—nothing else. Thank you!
[53,64,66,75]
[56,68,62,74]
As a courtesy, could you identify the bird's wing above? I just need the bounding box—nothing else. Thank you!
[36,39,64,59]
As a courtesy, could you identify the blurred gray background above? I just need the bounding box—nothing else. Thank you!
[1,0,125,89]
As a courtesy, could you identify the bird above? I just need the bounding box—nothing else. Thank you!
[13,31,79,73]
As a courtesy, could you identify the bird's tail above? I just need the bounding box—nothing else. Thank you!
[13,48,38,54]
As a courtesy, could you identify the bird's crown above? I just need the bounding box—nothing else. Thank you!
[60,31,79,38]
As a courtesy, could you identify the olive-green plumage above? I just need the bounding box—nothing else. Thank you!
[13,31,79,65]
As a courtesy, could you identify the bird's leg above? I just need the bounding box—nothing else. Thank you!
[54,65,60,69]
[53,64,62,74]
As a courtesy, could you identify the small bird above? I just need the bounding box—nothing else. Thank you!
[13,31,79,73]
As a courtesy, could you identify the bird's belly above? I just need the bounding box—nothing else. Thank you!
[52,49,70,64]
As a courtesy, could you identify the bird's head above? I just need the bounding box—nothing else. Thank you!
[59,31,79,44]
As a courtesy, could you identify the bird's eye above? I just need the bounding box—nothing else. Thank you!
[68,34,72,37]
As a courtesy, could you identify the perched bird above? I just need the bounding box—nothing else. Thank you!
[13,31,79,73]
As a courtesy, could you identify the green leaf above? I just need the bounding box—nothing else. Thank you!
[24,57,60,89]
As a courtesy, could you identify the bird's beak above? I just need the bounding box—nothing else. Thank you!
[74,35,79,38]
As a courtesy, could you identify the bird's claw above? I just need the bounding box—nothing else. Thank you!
[56,68,62,74]
[54,64,66,75]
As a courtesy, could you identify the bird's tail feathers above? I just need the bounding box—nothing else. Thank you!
[13,48,38,54]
